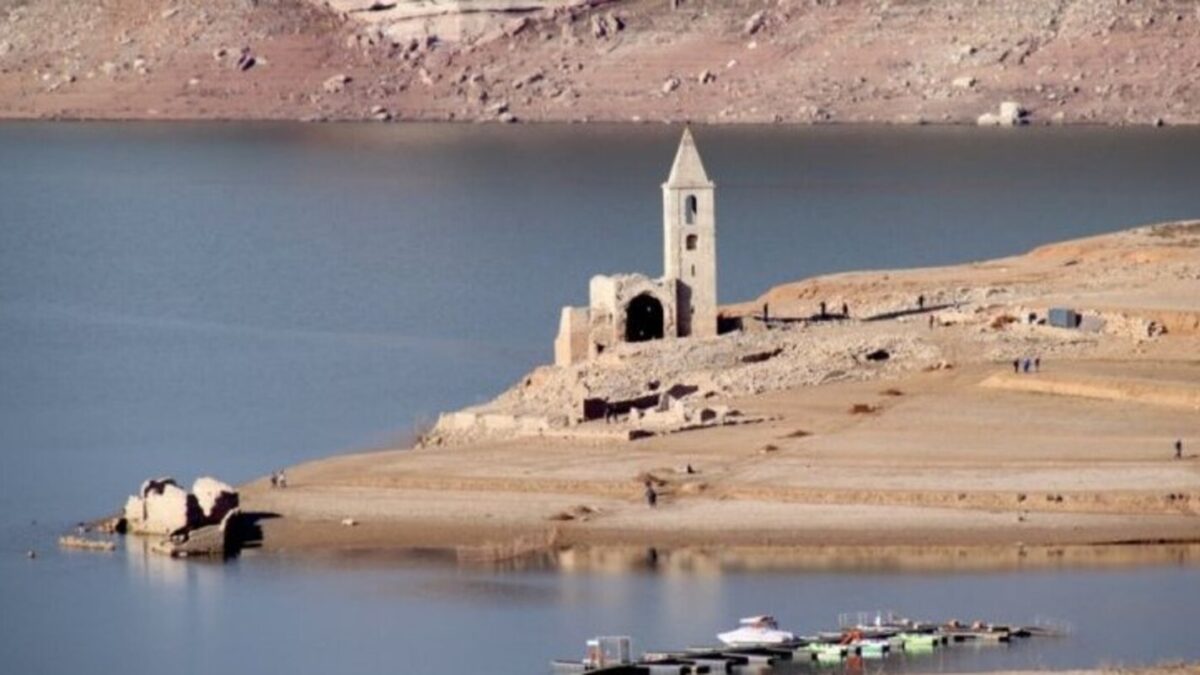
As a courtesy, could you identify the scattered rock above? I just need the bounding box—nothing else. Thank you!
[26,550,36,559]
[235,49,256,72]
[323,73,351,93]
[698,69,716,85]
[952,76,977,89]
[512,70,543,89]
[506,17,531,37]
[590,14,608,38]
[744,11,767,36]
[59,535,116,552]
[370,105,391,121]
[588,11,626,39]
[341,518,358,527]
[977,101,1028,126]
[661,76,680,94]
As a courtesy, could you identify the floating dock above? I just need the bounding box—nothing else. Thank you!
[553,614,1069,673]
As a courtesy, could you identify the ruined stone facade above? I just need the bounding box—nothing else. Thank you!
[555,128,718,366]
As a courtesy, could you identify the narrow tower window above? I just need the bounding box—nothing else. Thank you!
[685,234,698,251]
[684,195,698,224]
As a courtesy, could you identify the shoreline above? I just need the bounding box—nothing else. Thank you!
[239,535,1200,575]
[0,114,1193,127]
[240,222,1200,557]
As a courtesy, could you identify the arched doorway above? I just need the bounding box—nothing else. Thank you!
[624,294,664,342]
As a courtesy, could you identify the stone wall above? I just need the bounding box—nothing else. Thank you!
[554,305,589,366]
[587,273,677,357]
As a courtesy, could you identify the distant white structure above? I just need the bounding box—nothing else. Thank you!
[554,128,718,366]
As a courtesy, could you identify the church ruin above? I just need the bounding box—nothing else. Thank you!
[554,128,718,366]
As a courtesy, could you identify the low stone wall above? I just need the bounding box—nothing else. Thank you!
[428,409,569,444]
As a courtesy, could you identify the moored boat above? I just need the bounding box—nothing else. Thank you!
[716,616,795,646]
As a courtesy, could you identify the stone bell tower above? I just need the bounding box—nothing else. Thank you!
[662,127,717,338]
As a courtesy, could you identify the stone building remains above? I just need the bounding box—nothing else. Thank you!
[555,128,718,366]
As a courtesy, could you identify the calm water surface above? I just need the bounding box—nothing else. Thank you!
[2,123,1200,673]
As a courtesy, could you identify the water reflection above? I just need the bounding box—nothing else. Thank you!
[319,543,1200,576]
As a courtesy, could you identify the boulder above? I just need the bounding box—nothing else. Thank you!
[235,49,255,72]
[590,14,608,38]
[977,101,1028,126]
[744,11,766,35]
[323,73,352,93]
[124,476,233,535]
[138,483,199,535]
[192,477,239,523]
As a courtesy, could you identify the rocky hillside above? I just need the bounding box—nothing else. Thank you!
[2,0,1199,123]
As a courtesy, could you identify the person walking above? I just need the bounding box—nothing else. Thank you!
[1176,439,1184,460]
[1034,357,1041,372]
[842,302,849,318]
[1012,359,1020,374]
[917,294,925,310]
[645,481,658,508]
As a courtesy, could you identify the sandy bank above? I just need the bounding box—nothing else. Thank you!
[240,222,1200,557]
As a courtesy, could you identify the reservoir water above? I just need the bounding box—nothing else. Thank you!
[2,123,1200,673]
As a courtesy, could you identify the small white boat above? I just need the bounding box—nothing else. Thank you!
[717,616,795,646]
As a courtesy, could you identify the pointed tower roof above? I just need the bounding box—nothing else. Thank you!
[665,127,713,188]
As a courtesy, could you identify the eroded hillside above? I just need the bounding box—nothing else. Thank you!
[2,0,1199,123]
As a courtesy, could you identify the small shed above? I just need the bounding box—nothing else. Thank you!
[1048,307,1081,329]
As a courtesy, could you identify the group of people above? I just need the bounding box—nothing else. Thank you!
[268,470,288,489]
[1012,356,1041,374]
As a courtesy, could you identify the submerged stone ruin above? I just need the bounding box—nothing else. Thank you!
[123,476,239,537]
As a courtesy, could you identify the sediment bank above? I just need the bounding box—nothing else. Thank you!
[242,222,1200,555]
